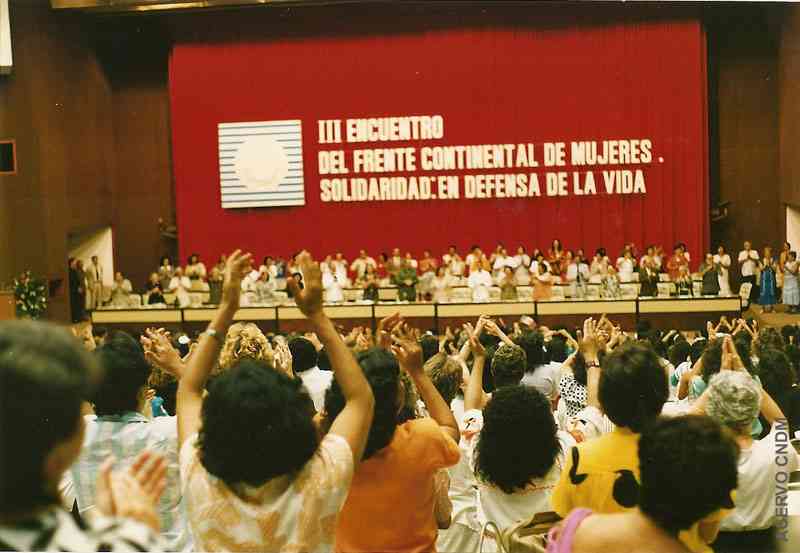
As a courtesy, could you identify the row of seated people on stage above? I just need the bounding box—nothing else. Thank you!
[7,252,800,552]
[112,239,797,309]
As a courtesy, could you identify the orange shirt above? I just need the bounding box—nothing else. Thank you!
[335,417,460,553]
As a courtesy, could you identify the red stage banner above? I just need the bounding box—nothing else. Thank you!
[169,17,708,265]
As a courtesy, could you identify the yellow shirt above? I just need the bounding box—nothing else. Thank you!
[551,427,728,553]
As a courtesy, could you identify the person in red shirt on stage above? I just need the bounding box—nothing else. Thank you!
[667,244,689,281]
[376,253,390,285]
[547,239,565,264]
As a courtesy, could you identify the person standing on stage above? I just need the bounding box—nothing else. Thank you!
[350,249,377,281]
[738,241,760,303]
[639,253,660,297]
[566,252,590,299]
[714,245,732,296]
[388,248,404,278]
[783,251,799,313]
[468,258,493,302]
[699,254,721,297]
[758,246,778,313]
[547,239,565,264]
[510,246,532,286]
[85,255,104,310]
[590,248,610,283]
[418,250,439,301]
[778,241,791,298]
[185,253,207,281]
[666,245,688,281]
[68,258,86,323]
[532,262,554,301]
[616,248,636,283]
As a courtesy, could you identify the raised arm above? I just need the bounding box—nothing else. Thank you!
[760,386,786,426]
[393,323,459,442]
[289,253,374,466]
[579,318,603,409]
[482,317,515,347]
[464,334,489,411]
[175,250,251,446]
[678,355,703,400]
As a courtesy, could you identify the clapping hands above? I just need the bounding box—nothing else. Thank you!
[391,322,424,375]
[221,250,253,311]
[95,451,167,533]
[287,251,324,317]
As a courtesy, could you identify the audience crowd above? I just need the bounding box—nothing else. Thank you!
[67,241,800,320]
[7,249,800,552]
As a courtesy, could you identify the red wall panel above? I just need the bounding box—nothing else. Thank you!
[169,17,708,265]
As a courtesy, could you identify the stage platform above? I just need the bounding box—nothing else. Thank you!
[91,296,742,335]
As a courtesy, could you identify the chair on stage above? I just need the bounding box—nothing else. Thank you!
[549,286,566,301]
[657,282,675,297]
[621,283,639,299]
[344,288,363,302]
[517,286,533,300]
[585,284,600,300]
[451,287,472,303]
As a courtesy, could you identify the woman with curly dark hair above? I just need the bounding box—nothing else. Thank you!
[458,334,574,542]
[471,386,573,529]
[757,348,800,435]
[173,251,374,553]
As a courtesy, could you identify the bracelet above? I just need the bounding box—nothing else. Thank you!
[200,327,222,343]
[586,360,601,368]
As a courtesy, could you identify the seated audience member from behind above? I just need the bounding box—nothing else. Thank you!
[757,347,800,436]
[176,251,375,552]
[550,332,729,553]
[426,351,482,553]
[325,327,460,553]
[515,330,561,402]
[694,368,798,552]
[547,415,738,553]
[290,335,332,413]
[0,322,165,551]
[461,332,576,537]
[61,330,193,551]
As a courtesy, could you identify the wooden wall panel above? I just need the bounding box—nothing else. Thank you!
[0,0,114,320]
[779,5,800,209]
[706,5,783,287]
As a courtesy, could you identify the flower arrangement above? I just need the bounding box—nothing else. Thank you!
[14,271,48,319]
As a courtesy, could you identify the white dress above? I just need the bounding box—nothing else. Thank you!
[616,257,635,282]
[431,276,451,303]
[168,276,192,308]
[511,255,531,285]
[714,253,732,296]
[468,270,493,302]
[322,271,345,303]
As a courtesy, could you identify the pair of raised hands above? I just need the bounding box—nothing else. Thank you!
[218,250,325,318]
[371,312,425,375]
[95,450,167,533]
